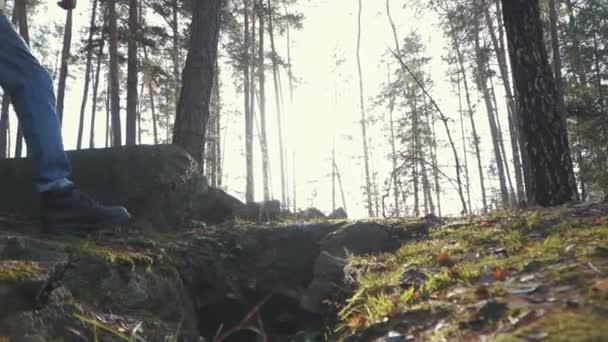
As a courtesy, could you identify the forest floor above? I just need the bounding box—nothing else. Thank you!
[335,203,608,341]
[0,203,607,341]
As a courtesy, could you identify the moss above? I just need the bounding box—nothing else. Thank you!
[73,243,154,271]
[492,311,608,342]
[0,260,42,282]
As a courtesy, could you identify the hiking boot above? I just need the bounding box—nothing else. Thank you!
[41,186,132,233]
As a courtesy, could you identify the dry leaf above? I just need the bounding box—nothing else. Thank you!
[592,279,608,293]
[493,267,508,281]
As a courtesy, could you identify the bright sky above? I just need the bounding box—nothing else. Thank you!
[9,0,514,219]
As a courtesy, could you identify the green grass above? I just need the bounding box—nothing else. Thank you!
[74,243,154,272]
[0,260,42,282]
[331,208,608,340]
[492,311,608,342]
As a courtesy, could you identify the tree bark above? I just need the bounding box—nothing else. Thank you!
[126,0,138,145]
[268,0,287,209]
[451,24,488,213]
[501,0,576,206]
[244,0,254,203]
[485,2,526,203]
[108,0,122,146]
[56,9,73,124]
[257,0,270,202]
[386,67,400,216]
[172,0,222,165]
[473,15,509,208]
[77,0,99,150]
[456,76,471,213]
[356,0,374,217]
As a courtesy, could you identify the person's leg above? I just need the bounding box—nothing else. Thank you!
[0,15,130,231]
[0,14,72,192]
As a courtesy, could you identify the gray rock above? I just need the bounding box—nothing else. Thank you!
[0,145,245,230]
[299,208,327,221]
[320,222,398,257]
[301,252,347,313]
[328,207,348,220]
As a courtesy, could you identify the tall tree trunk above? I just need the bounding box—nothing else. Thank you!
[89,11,106,149]
[485,2,526,202]
[56,9,73,124]
[591,3,605,116]
[284,7,294,104]
[356,0,374,217]
[108,0,122,146]
[126,0,138,145]
[171,0,180,129]
[268,0,287,208]
[474,17,510,208]
[0,94,9,159]
[172,0,222,165]
[501,0,576,206]
[549,0,565,117]
[147,78,159,145]
[257,0,270,202]
[410,83,420,217]
[244,0,254,203]
[78,0,99,150]
[387,68,400,216]
[456,76,472,212]
[451,25,488,213]
[333,158,348,214]
[105,72,111,147]
[489,75,516,205]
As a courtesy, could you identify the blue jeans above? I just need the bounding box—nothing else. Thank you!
[0,15,72,192]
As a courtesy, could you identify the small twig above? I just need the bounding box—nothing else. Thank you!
[588,261,601,274]
[214,294,272,342]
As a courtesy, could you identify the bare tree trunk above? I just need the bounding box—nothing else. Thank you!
[89,11,106,149]
[591,4,605,116]
[431,104,442,217]
[268,0,287,208]
[0,94,9,159]
[549,0,565,117]
[172,0,222,165]
[451,25,487,213]
[56,9,73,124]
[105,72,111,147]
[356,0,374,217]
[244,0,254,203]
[456,76,472,212]
[387,67,400,216]
[485,2,526,202]
[108,0,122,146]
[256,0,270,202]
[489,73,516,205]
[333,158,348,214]
[77,0,98,150]
[410,84,420,217]
[284,7,294,104]
[474,17,510,208]
[172,0,181,106]
[126,0,139,145]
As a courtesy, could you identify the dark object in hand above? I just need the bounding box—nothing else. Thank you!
[57,0,76,10]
